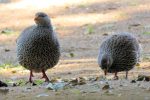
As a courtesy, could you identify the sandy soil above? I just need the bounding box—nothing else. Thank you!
[0,0,150,100]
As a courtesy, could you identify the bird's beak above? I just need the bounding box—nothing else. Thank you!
[34,16,39,21]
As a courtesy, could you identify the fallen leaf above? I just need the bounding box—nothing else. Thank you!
[137,75,150,81]
[70,89,81,94]
[130,24,141,27]
[11,70,17,74]
[102,84,110,90]
[70,77,86,86]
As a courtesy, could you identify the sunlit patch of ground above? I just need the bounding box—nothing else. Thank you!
[0,59,150,100]
[0,59,149,80]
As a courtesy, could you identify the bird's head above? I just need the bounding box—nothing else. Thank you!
[34,12,51,27]
[101,54,113,75]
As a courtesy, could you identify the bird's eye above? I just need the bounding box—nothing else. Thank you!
[39,14,46,17]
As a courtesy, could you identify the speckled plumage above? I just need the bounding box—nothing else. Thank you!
[98,32,140,78]
[16,12,60,82]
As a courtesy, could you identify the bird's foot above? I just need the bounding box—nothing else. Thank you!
[41,70,50,82]
[41,75,50,82]
[125,71,128,80]
[25,81,36,86]
[113,76,119,80]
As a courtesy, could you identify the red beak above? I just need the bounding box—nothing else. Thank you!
[34,16,39,21]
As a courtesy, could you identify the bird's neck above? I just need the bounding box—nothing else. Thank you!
[37,24,53,30]
[102,54,113,67]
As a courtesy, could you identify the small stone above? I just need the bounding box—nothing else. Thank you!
[46,82,66,91]
[67,72,72,74]
[103,33,108,36]
[4,49,10,52]
[11,70,17,74]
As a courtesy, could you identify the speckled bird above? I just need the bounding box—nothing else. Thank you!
[98,32,140,79]
[17,12,60,83]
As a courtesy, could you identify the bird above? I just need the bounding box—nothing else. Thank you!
[16,12,60,83]
[98,32,140,80]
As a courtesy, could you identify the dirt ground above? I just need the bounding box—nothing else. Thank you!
[0,0,150,100]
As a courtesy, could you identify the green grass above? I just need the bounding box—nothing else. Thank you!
[0,28,19,35]
[78,4,88,8]
[69,52,75,57]
[118,12,128,19]
[85,24,94,34]
[0,63,22,69]
[34,80,45,85]
[77,1,89,8]
[1,28,13,35]
[143,32,150,35]
[128,0,139,6]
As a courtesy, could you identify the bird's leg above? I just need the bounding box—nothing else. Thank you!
[114,72,119,80]
[104,69,107,76]
[29,70,34,83]
[125,71,128,79]
[31,70,34,77]
[41,69,50,82]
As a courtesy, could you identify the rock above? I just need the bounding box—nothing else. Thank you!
[4,49,10,52]
[102,33,108,36]
[46,82,66,91]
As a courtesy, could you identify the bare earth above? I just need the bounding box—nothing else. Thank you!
[0,0,150,100]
